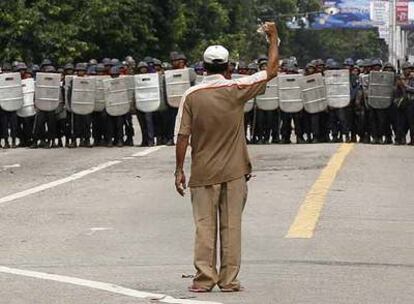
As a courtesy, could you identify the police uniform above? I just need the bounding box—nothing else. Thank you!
[326,61,350,143]
[68,63,93,148]
[280,64,305,144]
[0,63,19,148]
[16,63,35,147]
[395,62,414,145]
[31,61,58,148]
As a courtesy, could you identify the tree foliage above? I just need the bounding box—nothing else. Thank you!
[0,0,386,65]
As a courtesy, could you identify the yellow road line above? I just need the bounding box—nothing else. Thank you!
[286,143,355,239]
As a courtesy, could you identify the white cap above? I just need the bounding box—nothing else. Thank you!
[203,45,229,64]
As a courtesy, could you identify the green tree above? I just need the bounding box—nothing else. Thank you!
[0,0,388,66]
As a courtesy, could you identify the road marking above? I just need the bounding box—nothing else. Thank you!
[0,266,222,304]
[87,227,113,236]
[0,160,121,206]
[132,146,165,157]
[0,147,165,206]
[286,143,355,239]
[2,164,21,169]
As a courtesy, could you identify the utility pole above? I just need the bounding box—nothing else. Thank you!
[389,0,397,65]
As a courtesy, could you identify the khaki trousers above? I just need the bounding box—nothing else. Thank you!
[190,176,248,290]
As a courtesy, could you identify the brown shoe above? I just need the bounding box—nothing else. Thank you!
[220,286,245,292]
[188,285,212,293]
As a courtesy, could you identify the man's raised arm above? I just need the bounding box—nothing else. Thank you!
[264,22,279,81]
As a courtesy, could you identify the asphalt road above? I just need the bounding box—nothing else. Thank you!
[0,142,413,304]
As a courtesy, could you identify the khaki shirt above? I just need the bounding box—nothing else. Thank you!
[176,71,268,187]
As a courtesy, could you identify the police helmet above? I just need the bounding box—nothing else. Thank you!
[75,63,88,71]
[110,66,120,76]
[16,62,28,71]
[64,63,74,71]
[327,61,341,70]
[371,58,383,67]
[162,62,172,70]
[89,59,98,66]
[137,61,149,69]
[383,62,396,71]
[96,63,105,73]
[40,59,53,68]
[43,65,56,73]
[2,62,12,72]
[257,54,268,64]
[177,53,187,62]
[153,58,162,67]
[110,58,120,66]
[344,58,355,66]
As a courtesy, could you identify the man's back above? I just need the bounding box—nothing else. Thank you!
[177,71,267,187]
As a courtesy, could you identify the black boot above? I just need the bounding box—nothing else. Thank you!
[67,139,77,149]
[124,137,134,146]
[296,137,306,144]
[84,139,93,148]
[3,140,10,149]
[11,138,17,149]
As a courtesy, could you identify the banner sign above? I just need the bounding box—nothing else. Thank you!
[396,0,409,25]
[294,0,414,31]
[311,1,374,29]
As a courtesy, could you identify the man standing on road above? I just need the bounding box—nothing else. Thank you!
[175,22,279,293]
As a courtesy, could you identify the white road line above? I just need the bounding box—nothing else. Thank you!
[132,146,165,157]
[87,227,113,236]
[0,147,165,206]
[0,266,222,304]
[0,160,121,205]
[2,163,21,169]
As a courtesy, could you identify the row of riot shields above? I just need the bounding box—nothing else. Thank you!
[65,68,193,116]
[233,70,395,113]
[0,68,195,118]
[0,69,395,117]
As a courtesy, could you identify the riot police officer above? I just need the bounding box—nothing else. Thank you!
[106,66,126,147]
[327,61,351,143]
[31,63,58,148]
[395,62,414,145]
[303,62,324,143]
[135,61,156,146]
[0,63,19,148]
[369,59,393,144]
[68,63,93,148]
[16,63,35,148]
[153,58,169,145]
[280,63,305,144]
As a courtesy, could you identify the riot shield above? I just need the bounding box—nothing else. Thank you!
[134,73,163,113]
[278,74,303,113]
[325,69,350,108]
[256,77,279,111]
[232,73,255,113]
[94,76,110,112]
[104,77,130,116]
[122,75,135,103]
[368,71,394,109]
[64,75,75,111]
[71,76,96,115]
[165,68,191,108]
[35,73,61,111]
[195,75,204,85]
[0,73,23,112]
[301,73,328,114]
[17,78,36,117]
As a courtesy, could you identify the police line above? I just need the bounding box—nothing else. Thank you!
[0,68,192,117]
[0,69,394,117]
